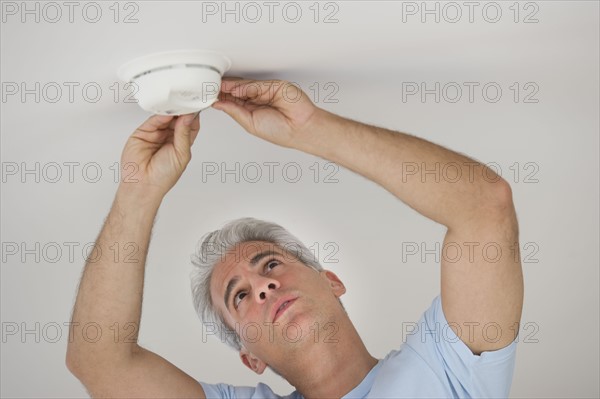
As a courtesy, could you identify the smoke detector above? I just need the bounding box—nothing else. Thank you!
[117,49,231,115]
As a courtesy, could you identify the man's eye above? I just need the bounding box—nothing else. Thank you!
[265,259,279,271]
[234,292,246,308]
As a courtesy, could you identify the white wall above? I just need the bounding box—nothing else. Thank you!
[1,1,598,397]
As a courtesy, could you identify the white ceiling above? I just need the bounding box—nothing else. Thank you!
[1,1,599,398]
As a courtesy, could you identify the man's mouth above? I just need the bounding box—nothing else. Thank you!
[273,298,297,322]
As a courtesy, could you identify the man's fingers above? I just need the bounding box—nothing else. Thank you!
[168,116,179,131]
[173,113,200,161]
[220,78,253,94]
[190,113,201,145]
[136,114,174,133]
[221,80,284,106]
[222,76,246,81]
[212,100,254,133]
[221,76,248,87]
[218,91,248,106]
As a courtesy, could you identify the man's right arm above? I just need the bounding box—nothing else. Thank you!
[65,113,205,398]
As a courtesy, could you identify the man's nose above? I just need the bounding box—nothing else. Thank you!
[252,276,280,303]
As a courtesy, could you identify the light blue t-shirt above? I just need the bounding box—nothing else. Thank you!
[199,295,518,398]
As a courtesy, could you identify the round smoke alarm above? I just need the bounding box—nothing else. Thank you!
[117,50,232,115]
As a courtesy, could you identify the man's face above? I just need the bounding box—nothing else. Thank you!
[209,241,346,369]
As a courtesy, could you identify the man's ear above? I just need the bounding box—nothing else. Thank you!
[239,347,267,375]
[321,270,346,297]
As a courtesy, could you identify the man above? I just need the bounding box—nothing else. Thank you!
[66,78,524,398]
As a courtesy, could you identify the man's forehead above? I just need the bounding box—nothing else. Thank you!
[219,241,284,270]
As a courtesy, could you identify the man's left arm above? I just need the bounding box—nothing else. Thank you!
[298,110,524,354]
[213,79,524,355]
[296,108,523,355]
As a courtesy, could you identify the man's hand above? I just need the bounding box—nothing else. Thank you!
[119,112,200,199]
[212,78,319,149]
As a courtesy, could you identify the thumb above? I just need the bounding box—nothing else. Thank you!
[212,100,255,133]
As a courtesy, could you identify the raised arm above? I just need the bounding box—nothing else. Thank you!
[295,107,523,355]
[214,78,524,355]
[66,113,205,397]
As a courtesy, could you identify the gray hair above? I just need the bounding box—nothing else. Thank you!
[190,217,323,351]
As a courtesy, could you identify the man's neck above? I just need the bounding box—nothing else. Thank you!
[278,317,379,399]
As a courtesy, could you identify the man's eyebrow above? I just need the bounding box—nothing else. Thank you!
[223,250,280,311]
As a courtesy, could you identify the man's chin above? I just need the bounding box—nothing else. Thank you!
[277,315,334,348]
[239,318,313,347]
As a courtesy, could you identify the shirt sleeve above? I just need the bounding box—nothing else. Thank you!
[404,295,519,398]
[199,381,244,399]
[198,381,301,399]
